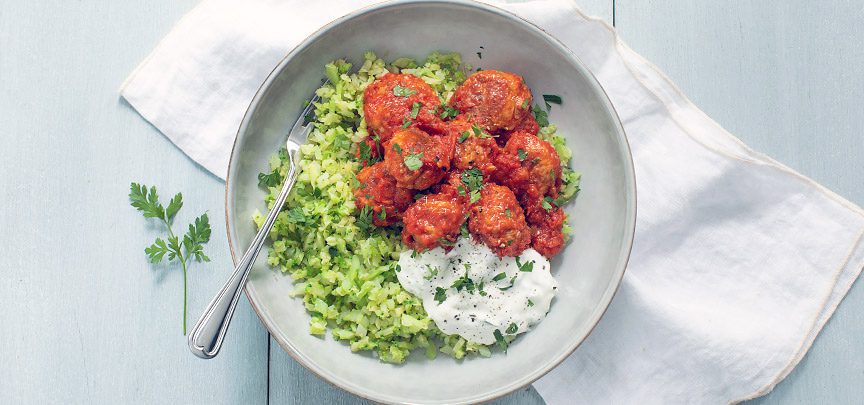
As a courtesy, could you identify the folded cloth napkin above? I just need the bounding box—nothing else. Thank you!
[121,0,864,403]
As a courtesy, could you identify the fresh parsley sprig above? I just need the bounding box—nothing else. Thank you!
[129,182,211,335]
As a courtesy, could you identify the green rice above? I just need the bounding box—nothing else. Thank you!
[255,51,579,363]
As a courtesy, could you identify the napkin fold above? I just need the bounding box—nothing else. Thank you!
[121,0,864,403]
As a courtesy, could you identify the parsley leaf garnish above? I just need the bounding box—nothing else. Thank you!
[493,329,508,352]
[392,85,417,97]
[492,272,507,282]
[541,196,555,212]
[543,94,562,110]
[424,265,439,281]
[522,99,530,109]
[532,104,549,127]
[401,117,411,129]
[516,257,534,272]
[410,101,422,119]
[439,106,459,120]
[460,222,470,239]
[506,323,518,334]
[356,204,374,232]
[392,143,403,155]
[450,270,476,294]
[434,287,447,304]
[458,131,470,143]
[257,171,281,188]
[129,183,211,335]
[504,209,512,218]
[461,167,484,193]
[527,299,535,307]
[403,152,424,171]
[517,148,528,162]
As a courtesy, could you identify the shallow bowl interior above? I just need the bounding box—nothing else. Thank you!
[226,1,636,404]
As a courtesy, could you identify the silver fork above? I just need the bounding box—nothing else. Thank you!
[188,88,323,359]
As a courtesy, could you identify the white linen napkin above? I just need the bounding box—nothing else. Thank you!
[120,0,864,403]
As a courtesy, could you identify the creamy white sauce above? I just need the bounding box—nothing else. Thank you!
[396,238,557,344]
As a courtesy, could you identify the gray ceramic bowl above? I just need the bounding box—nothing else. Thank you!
[225,1,636,403]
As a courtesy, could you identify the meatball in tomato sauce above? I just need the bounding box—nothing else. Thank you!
[498,131,562,198]
[447,119,500,177]
[384,127,455,190]
[363,73,442,143]
[468,184,532,257]
[450,70,532,133]
[353,163,415,227]
[402,190,467,251]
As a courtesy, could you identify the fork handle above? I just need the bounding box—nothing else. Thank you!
[188,149,298,359]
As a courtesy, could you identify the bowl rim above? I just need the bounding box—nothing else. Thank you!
[224,0,637,403]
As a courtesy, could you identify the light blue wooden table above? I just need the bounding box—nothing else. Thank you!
[2,1,862,403]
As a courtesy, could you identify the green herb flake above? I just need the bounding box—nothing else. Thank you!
[527,299,534,307]
[440,106,459,120]
[504,209,512,218]
[461,167,484,193]
[493,329,508,352]
[403,152,424,171]
[401,117,412,129]
[517,149,528,162]
[532,104,550,127]
[541,196,555,212]
[423,264,439,281]
[506,323,518,334]
[434,287,447,304]
[356,205,374,232]
[458,131,470,143]
[392,143,403,155]
[410,101,422,119]
[392,85,417,97]
[516,257,534,272]
[522,99,530,109]
[542,94,562,110]
[460,223,470,239]
[492,272,507,282]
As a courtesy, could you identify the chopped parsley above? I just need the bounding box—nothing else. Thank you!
[527,299,534,307]
[392,143,403,155]
[423,265,439,281]
[493,329,508,351]
[439,106,459,119]
[403,152,424,171]
[450,270,476,294]
[257,170,281,187]
[457,131,470,143]
[394,263,401,273]
[356,205,374,232]
[434,287,447,304]
[460,222,470,239]
[532,104,549,127]
[377,209,387,221]
[461,167,484,193]
[392,85,417,97]
[506,323,518,334]
[469,191,482,204]
[516,256,534,272]
[517,148,528,162]
[401,117,411,129]
[522,99,530,109]
[492,272,507,282]
[410,101,422,119]
[541,196,555,212]
[543,94,562,110]
[504,209,512,218]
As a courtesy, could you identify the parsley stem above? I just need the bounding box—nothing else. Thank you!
[181,255,188,335]
[161,217,188,335]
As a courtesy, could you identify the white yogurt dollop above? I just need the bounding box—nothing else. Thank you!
[396,238,557,344]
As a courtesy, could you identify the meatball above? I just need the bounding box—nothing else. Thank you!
[402,190,467,251]
[520,193,567,258]
[447,119,500,177]
[363,73,442,143]
[468,184,532,257]
[384,127,455,190]
[498,131,562,198]
[451,70,532,132]
[353,163,415,227]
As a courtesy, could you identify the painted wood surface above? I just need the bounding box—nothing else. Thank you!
[614,2,864,403]
[0,1,268,404]
[1,0,862,403]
